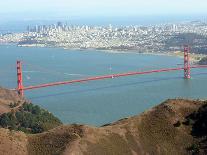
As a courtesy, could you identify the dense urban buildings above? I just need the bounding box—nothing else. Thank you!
[1,21,207,54]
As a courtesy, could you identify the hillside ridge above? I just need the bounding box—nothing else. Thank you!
[0,87,207,155]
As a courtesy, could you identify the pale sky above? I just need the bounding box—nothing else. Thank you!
[1,0,207,17]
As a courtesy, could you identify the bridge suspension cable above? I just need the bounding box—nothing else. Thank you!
[15,46,207,97]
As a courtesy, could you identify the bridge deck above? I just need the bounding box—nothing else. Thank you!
[17,65,207,91]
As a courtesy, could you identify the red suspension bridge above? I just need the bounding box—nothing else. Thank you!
[16,45,207,97]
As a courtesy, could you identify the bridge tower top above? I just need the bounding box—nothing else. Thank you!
[184,45,191,79]
[17,60,24,96]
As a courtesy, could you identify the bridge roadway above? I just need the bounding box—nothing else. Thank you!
[17,65,207,91]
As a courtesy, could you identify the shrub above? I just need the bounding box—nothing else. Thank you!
[173,121,181,127]
[0,102,62,134]
[188,144,200,154]
[9,102,20,108]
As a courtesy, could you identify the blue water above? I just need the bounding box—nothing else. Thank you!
[0,44,207,126]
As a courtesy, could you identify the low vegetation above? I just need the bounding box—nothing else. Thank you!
[1,87,207,155]
[0,102,62,134]
[9,101,21,108]
[184,102,207,154]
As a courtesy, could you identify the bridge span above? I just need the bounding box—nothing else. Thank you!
[15,45,207,96]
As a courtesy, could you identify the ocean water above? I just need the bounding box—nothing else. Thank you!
[0,44,207,126]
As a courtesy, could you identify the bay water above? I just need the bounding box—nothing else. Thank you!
[0,44,207,126]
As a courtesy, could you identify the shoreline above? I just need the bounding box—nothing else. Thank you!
[2,43,206,63]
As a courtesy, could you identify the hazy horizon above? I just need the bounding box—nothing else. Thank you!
[1,14,207,33]
[1,0,207,21]
[1,0,207,33]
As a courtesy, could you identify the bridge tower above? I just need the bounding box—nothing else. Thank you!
[17,60,24,96]
[184,45,191,79]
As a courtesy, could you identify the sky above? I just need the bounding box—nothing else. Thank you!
[1,0,207,20]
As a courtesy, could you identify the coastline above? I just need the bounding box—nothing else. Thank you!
[2,43,206,63]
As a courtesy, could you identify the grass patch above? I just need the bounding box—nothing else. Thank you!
[85,133,132,155]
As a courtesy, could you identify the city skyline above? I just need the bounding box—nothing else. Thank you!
[1,0,207,20]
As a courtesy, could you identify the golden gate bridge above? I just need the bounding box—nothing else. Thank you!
[15,45,207,97]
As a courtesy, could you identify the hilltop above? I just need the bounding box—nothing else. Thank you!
[0,87,207,154]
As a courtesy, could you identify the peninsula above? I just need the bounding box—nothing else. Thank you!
[1,21,207,56]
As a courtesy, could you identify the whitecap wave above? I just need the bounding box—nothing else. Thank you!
[23,70,41,73]
[64,73,84,76]
[26,75,31,80]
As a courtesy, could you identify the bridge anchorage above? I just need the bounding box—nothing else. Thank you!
[16,46,207,97]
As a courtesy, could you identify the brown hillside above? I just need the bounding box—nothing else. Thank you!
[0,87,25,115]
[0,98,206,155]
[62,99,204,155]
[0,128,28,155]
